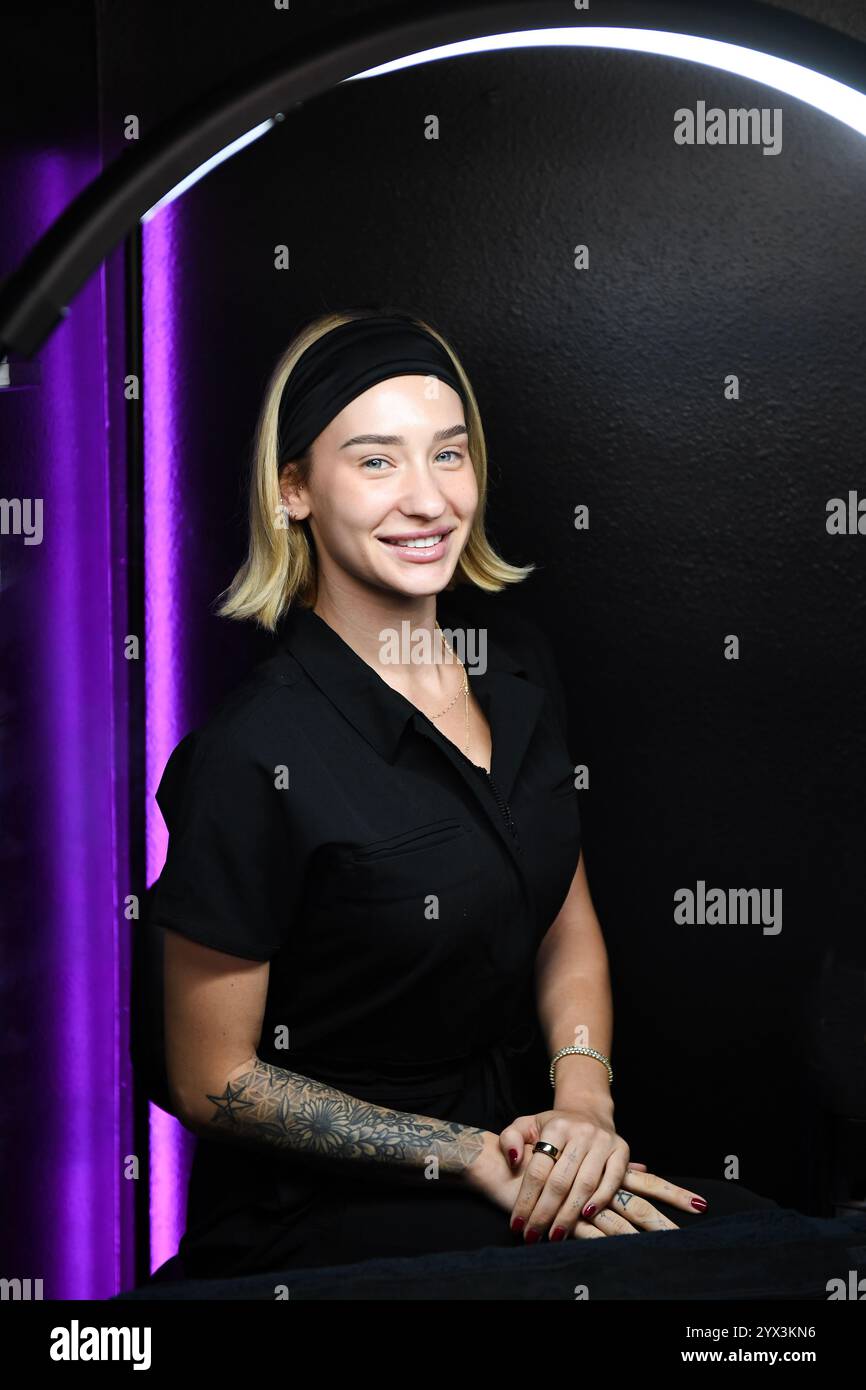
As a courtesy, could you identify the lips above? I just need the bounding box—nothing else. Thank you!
[376,530,454,562]
[377,527,454,544]
[378,532,448,548]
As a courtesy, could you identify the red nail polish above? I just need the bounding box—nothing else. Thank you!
[550,1226,566,1241]
[691,1198,708,1211]
[582,1203,596,1218]
[525,1228,540,1244]
[511,1216,525,1233]
[508,1148,519,1165]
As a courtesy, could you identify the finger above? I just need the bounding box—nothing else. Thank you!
[572,1219,607,1240]
[585,1206,642,1235]
[619,1169,708,1215]
[509,1127,579,1236]
[561,1184,679,1237]
[606,1187,679,1232]
[509,1158,555,1236]
[499,1116,534,1168]
[525,1141,603,1243]
[553,1145,631,1228]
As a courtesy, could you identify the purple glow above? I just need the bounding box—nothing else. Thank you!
[143,199,195,1273]
[22,152,130,1298]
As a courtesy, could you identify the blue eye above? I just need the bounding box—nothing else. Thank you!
[360,450,463,471]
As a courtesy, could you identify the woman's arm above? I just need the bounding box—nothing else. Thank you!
[196,1054,488,1183]
[534,850,615,1113]
[163,929,491,1185]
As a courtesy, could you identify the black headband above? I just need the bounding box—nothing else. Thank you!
[276,313,468,465]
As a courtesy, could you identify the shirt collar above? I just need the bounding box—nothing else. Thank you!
[280,595,548,796]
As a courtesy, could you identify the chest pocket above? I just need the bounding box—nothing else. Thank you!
[350,818,476,963]
[346,815,513,970]
[351,818,467,863]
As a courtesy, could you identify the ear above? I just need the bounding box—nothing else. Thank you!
[279,461,311,518]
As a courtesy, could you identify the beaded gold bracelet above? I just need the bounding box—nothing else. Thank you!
[549,1045,613,1088]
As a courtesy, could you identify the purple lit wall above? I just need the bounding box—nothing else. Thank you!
[0,152,136,1298]
[142,202,196,1273]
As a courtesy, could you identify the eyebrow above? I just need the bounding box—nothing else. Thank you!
[339,424,468,449]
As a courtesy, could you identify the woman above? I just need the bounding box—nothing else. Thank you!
[154,307,776,1279]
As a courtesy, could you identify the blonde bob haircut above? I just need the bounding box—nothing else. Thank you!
[214,307,534,632]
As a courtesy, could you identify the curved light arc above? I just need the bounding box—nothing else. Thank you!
[343,26,866,139]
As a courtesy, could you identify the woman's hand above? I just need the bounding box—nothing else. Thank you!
[498,1107,709,1241]
[461,1129,546,1213]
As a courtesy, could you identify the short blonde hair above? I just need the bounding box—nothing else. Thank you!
[214,307,534,631]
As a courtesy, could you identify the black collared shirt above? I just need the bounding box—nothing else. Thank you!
[152,589,581,1076]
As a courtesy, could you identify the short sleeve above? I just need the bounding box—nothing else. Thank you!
[150,726,287,961]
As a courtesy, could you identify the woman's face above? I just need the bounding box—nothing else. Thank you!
[289,374,478,602]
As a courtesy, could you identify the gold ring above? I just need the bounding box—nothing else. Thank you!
[533,1141,560,1161]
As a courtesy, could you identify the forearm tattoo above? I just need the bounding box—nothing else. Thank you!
[202,1056,486,1177]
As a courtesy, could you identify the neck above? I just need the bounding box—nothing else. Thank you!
[312,586,448,674]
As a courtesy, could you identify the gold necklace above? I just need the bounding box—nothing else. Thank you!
[428,620,470,755]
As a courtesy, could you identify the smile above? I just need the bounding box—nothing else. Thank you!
[376,531,452,561]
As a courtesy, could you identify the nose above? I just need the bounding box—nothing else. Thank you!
[396,461,451,519]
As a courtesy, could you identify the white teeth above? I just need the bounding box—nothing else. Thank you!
[383,534,445,548]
